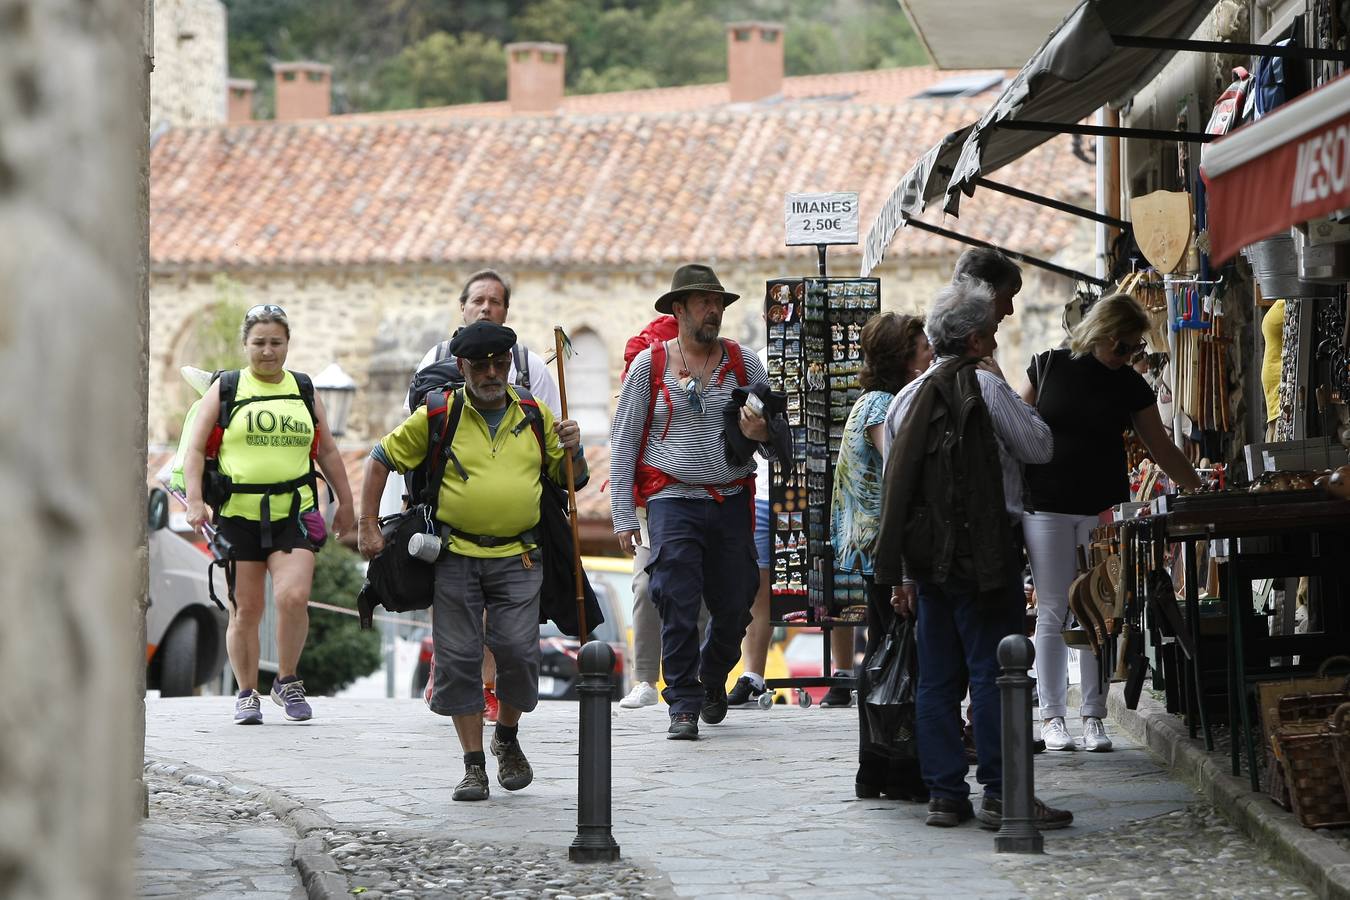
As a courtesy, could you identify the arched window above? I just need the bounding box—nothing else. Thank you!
[568,328,611,444]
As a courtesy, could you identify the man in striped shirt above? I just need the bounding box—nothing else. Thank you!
[610,264,771,741]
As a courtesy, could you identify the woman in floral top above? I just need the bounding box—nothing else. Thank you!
[830,311,933,799]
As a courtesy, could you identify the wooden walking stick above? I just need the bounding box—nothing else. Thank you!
[552,325,588,638]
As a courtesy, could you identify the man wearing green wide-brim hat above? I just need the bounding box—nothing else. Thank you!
[609,262,774,742]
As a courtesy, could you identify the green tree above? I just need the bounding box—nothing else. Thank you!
[377,31,507,108]
[574,64,660,95]
[278,543,381,696]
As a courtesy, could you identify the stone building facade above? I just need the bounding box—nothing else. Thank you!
[147,254,1082,446]
[149,0,226,129]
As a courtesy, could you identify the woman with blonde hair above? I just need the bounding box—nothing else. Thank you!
[1020,293,1199,752]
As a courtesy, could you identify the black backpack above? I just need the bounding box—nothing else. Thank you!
[401,339,532,505]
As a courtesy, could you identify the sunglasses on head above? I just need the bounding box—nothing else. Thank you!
[245,303,288,323]
[1112,338,1147,359]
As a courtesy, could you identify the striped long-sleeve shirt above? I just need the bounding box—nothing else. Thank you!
[609,343,769,534]
[882,356,1051,521]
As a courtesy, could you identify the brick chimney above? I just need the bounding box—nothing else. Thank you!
[726,22,784,103]
[505,42,566,113]
[227,78,255,123]
[272,62,332,121]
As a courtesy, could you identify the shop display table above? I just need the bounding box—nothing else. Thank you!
[1162,491,1350,791]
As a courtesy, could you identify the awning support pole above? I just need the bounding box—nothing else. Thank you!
[1111,33,1350,63]
[902,217,1109,287]
[996,120,1217,143]
[976,177,1131,231]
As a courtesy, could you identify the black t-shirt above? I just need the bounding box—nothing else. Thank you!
[1023,349,1156,516]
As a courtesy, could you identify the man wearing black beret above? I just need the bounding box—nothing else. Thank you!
[359,321,585,801]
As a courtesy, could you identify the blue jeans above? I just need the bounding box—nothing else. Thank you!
[914,577,1023,801]
[646,494,758,716]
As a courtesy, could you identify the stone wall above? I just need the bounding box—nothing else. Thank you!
[0,0,145,895]
[148,246,1090,445]
[149,0,226,129]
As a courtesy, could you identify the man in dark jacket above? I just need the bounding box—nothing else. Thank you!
[875,278,1071,830]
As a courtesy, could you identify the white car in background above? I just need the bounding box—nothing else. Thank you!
[146,488,229,696]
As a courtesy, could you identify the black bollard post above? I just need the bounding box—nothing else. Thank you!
[995,634,1043,854]
[569,640,621,863]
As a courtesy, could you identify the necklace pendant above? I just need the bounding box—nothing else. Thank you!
[678,367,691,379]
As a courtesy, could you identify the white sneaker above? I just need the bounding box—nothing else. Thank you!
[1042,716,1079,751]
[1082,716,1113,752]
[619,681,659,709]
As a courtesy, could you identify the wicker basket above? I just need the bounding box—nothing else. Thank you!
[1332,704,1350,812]
[1266,743,1291,810]
[1273,698,1350,828]
[1257,657,1350,745]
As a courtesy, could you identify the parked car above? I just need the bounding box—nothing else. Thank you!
[409,578,628,701]
[146,488,228,697]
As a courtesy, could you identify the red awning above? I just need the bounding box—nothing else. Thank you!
[1201,72,1350,265]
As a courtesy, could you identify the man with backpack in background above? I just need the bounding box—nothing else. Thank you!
[609,264,772,741]
[358,321,585,802]
[390,268,560,721]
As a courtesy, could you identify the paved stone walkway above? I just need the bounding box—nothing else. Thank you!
[138,766,305,899]
[143,697,1316,898]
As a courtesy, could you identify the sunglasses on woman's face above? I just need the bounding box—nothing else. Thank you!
[1112,339,1147,359]
[245,303,288,323]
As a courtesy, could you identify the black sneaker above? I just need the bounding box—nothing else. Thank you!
[925,796,974,827]
[820,671,854,707]
[452,765,489,802]
[667,712,700,740]
[727,675,765,707]
[490,737,534,791]
[976,796,1074,831]
[700,681,728,724]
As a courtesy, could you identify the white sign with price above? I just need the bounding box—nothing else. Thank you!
[784,191,859,246]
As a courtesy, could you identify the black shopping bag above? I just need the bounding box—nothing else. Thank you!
[860,617,918,760]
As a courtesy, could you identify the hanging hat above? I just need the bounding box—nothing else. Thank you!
[654,263,740,314]
[449,321,517,361]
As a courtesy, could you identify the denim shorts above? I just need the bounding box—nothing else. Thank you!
[754,495,770,571]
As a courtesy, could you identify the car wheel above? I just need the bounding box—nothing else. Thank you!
[158,617,200,698]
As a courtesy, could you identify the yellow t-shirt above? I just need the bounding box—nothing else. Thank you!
[1261,300,1285,424]
[378,388,568,559]
[218,369,316,520]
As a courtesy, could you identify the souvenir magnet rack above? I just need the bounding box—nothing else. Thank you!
[762,258,880,707]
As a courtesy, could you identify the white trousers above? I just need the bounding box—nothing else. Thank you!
[1022,510,1107,719]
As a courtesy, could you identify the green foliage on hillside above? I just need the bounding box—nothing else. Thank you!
[223,0,927,114]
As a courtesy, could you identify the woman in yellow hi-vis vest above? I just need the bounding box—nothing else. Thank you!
[184,304,355,725]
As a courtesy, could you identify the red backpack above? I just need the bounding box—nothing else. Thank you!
[633,337,748,506]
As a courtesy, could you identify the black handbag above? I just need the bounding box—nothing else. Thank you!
[356,505,438,628]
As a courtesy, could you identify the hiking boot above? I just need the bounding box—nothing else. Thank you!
[700,681,728,725]
[619,681,659,709]
[234,689,263,725]
[976,796,1074,831]
[1082,716,1113,752]
[490,736,534,791]
[726,675,766,707]
[667,712,699,740]
[925,796,974,828]
[270,677,312,722]
[820,671,854,707]
[483,687,500,724]
[452,765,490,802]
[1042,716,1078,751]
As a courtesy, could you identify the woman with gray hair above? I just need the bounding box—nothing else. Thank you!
[1020,293,1201,753]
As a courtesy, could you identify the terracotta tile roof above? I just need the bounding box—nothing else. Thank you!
[338,66,1005,123]
[151,67,1093,271]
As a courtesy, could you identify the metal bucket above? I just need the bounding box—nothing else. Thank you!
[1294,225,1350,283]
[1243,233,1340,298]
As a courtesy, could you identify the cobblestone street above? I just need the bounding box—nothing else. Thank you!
[140,697,1325,898]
